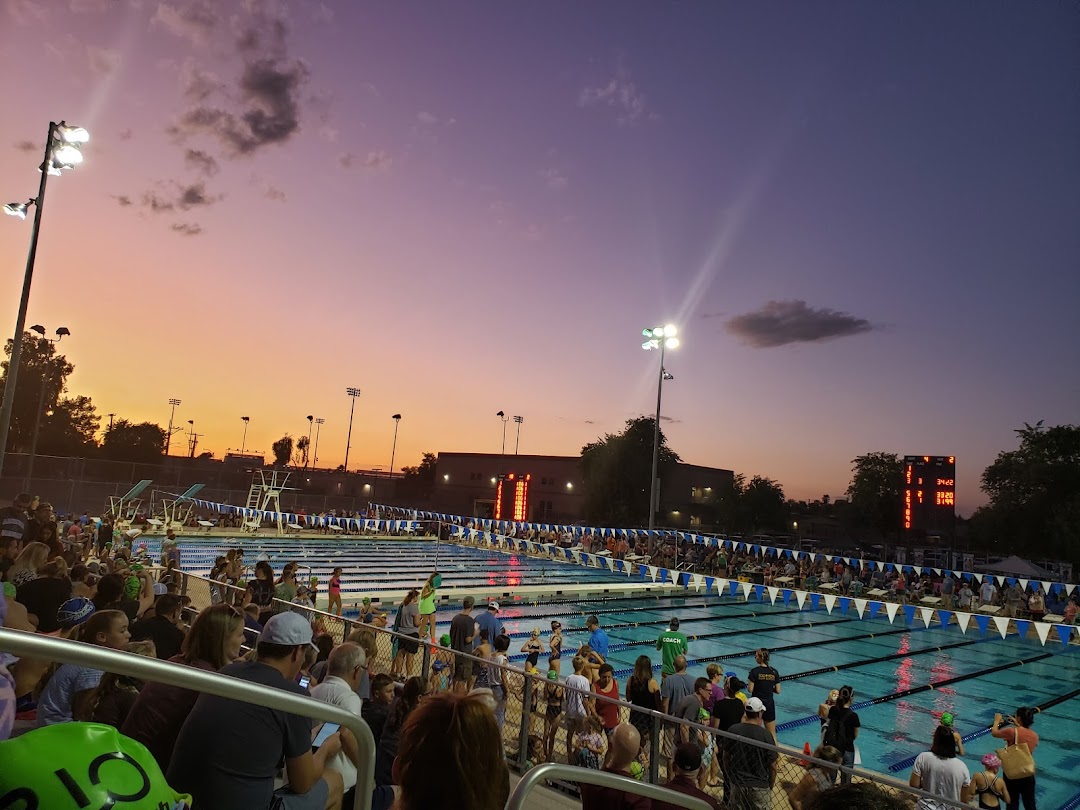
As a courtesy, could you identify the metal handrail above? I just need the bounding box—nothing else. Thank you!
[0,628,376,810]
[505,763,712,810]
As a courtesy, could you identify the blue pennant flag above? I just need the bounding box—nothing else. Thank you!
[885,563,895,572]
[1006,577,1018,586]
[782,589,792,605]
[615,560,625,572]
[639,566,649,580]
[1014,620,1030,638]
[729,581,740,597]
[582,554,591,566]
[679,573,691,588]
[903,605,917,625]
[705,576,715,592]
[809,593,821,610]
[838,597,851,615]
[867,602,881,620]
[961,572,973,581]
[937,610,952,627]
[974,614,991,636]
[660,568,669,583]
[1056,625,1075,646]
[754,584,765,602]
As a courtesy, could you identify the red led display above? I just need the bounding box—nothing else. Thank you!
[902,455,956,537]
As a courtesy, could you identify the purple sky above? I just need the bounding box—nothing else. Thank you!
[1,1,1077,513]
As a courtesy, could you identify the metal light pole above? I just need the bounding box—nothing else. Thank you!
[0,121,88,477]
[496,411,508,455]
[240,416,250,455]
[187,420,196,458]
[389,414,402,477]
[343,387,361,472]
[513,415,523,455]
[305,415,314,471]
[642,325,679,530]
[26,325,69,483]
[313,418,324,469]
[165,398,181,456]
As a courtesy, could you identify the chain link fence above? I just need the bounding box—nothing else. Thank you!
[171,570,968,809]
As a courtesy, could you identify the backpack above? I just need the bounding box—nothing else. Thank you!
[823,708,852,750]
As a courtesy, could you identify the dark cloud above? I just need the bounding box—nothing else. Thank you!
[143,191,175,213]
[659,415,682,424]
[725,300,875,348]
[171,222,203,236]
[140,181,221,214]
[184,148,219,176]
[180,63,223,102]
[112,194,133,207]
[13,140,36,152]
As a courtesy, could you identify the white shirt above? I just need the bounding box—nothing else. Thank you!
[310,675,363,790]
[912,752,970,810]
[564,674,590,719]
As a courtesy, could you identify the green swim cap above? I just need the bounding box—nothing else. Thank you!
[628,761,644,780]
[0,722,191,809]
[940,712,954,727]
[439,634,451,647]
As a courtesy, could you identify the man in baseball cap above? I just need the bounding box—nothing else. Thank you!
[475,599,504,653]
[167,609,344,809]
[723,696,778,805]
[654,742,722,810]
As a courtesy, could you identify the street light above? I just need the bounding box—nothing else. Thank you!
[513,415,524,455]
[343,388,361,472]
[389,414,402,477]
[187,419,196,458]
[641,324,680,530]
[305,415,314,471]
[25,325,69,484]
[496,411,508,455]
[313,418,325,469]
[240,416,250,456]
[165,398,182,456]
[0,121,89,478]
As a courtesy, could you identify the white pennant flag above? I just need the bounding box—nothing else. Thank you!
[920,607,935,628]
[992,616,1011,638]
[854,598,867,618]
[670,569,681,585]
[876,560,885,571]
[824,594,837,614]
[933,568,941,576]
[996,575,1007,587]
[825,554,834,562]
[885,602,900,623]
[1067,584,1077,596]
[1041,581,1053,594]
[1018,579,1028,591]
[717,578,728,595]
[648,566,659,582]
[1033,622,1052,645]
[795,590,807,609]
[955,611,972,634]
[692,574,704,591]
[740,581,754,600]
[767,586,780,605]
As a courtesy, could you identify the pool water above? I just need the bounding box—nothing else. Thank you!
[162,536,1080,807]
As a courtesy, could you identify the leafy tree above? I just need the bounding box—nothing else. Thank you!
[294,436,310,467]
[0,332,99,454]
[272,434,293,467]
[973,422,1080,565]
[846,452,904,539]
[711,472,746,532]
[397,452,438,502]
[100,420,167,463]
[738,475,787,532]
[580,417,681,526]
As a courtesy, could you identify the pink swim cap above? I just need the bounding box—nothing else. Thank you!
[981,753,1001,769]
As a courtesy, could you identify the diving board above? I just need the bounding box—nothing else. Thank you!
[106,479,153,528]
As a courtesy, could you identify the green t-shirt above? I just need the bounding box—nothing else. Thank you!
[656,629,689,674]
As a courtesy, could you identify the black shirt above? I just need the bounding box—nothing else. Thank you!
[16,576,72,633]
[748,666,779,702]
[131,615,186,660]
[711,696,747,732]
[449,612,475,652]
[361,699,391,745]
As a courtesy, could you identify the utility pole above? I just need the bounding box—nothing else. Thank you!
[343,387,361,472]
[165,398,181,456]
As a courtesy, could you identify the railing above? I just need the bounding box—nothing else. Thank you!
[174,569,969,809]
[0,628,377,810]
[507,763,713,810]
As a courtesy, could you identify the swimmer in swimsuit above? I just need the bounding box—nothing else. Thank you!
[547,620,563,674]
[521,628,545,669]
[417,571,440,642]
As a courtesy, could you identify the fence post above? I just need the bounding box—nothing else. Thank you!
[517,671,533,771]
[180,572,188,598]
[649,720,661,783]
[420,641,431,680]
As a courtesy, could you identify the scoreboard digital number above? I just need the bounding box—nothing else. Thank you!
[494,473,531,522]
[903,455,955,536]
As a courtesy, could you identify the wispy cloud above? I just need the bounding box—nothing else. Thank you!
[339,150,392,172]
[86,45,121,77]
[152,0,218,46]
[13,140,36,153]
[184,148,219,176]
[416,111,439,125]
[112,194,133,207]
[725,300,875,348]
[539,167,569,191]
[579,66,655,125]
[262,183,286,201]
[141,181,223,213]
[171,222,203,236]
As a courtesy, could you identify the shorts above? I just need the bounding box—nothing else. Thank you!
[398,634,420,655]
[271,776,329,810]
[761,701,776,723]
[454,657,474,681]
[729,786,771,810]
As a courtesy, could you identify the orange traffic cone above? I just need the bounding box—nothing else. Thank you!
[799,742,812,767]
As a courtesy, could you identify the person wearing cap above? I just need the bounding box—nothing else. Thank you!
[655,617,689,679]
[939,711,964,756]
[653,742,722,810]
[168,611,345,810]
[723,696,778,809]
[971,753,1010,809]
[475,601,505,653]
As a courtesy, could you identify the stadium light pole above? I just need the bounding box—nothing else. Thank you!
[240,416,250,456]
[343,387,361,472]
[305,415,314,470]
[165,398,181,455]
[313,418,324,469]
[0,121,89,478]
[389,414,402,477]
[513,415,523,455]
[496,410,508,455]
[25,325,69,484]
[642,325,680,530]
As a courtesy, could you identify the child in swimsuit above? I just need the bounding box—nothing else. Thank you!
[972,753,1010,809]
[521,628,544,669]
[328,567,342,616]
[548,620,563,674]
[417,571,440,642]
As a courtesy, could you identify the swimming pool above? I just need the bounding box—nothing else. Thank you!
[160,536,1080,807]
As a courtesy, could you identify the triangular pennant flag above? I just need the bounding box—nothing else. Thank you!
[903,605,917,625]
[867,601,881,620]
[795,590,807,609]
[853,598,867,618]
[885,602,900,623]
[956,612,971,634]
[992,616,1010,639]
[1033,622,1051,645]
[1056,625,1074,646]
[740,581,754,600]
[717,578,728,595]
[1014,620,1030,639]
[974,613,991,636]
[648,565,658,581]
[876,560,885,571]
[679,572,691,588]
[691,574,703,590]
[837,597,851,615]
[823,594,837,614]
[754,584,765,602]
[767,586,780,605]
[705,577,715,593]
[933,568,941,576]
[670,569,681,585]
[1041,581,1053,594]
[809,593,821,611]
[729,581,740,597]
[920,607,935,628]
[1018,579,1029,591]
[937,610,952,628]
[996,575,1006,586]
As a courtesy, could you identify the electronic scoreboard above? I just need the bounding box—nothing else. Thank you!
[902,455,955,537]
[494,473,531,522]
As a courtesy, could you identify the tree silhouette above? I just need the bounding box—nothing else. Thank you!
[101,420,167,463]
[272,434,294,467]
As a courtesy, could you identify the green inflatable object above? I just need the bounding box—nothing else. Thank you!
[123,575,140,600]
[0,722,192,809]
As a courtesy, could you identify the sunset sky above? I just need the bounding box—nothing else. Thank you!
[1,1,1077,514]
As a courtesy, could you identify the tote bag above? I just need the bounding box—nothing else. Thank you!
[996,728,1035,780]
